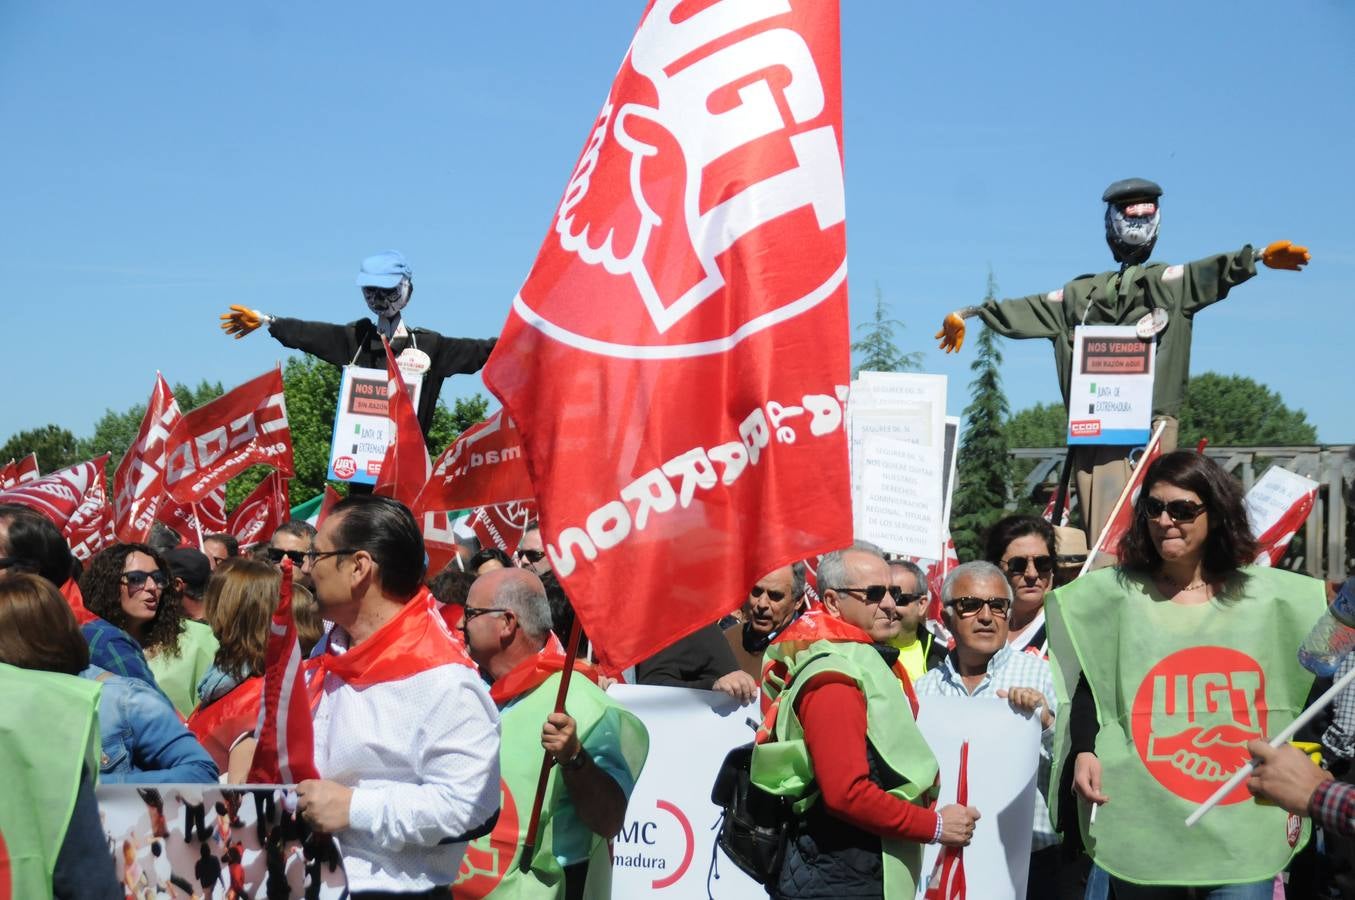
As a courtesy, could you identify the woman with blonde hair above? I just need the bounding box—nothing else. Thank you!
[187,556,279,779]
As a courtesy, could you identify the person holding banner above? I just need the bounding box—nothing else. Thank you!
[1046,451,1327,897]
[456,567,648,899]
[935,178,1310,549]
[219,250,496,435]
[753,546,980,899]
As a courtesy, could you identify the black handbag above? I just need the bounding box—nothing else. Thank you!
[709,742,795,886]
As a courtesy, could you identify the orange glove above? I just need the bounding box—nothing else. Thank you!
[1261,240,1310,271]
[935,312,967,353]
[219,304,266,339]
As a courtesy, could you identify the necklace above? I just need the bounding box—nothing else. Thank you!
[1156,572,1209,592]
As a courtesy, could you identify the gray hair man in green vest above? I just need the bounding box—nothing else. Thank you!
[934,179,1310,560]
[751,545,979,899]
[459,567,648,899]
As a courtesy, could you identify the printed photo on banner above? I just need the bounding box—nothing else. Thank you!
[96,784,347,898]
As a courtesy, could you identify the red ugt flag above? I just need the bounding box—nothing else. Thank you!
[483,0,853,672]
[227,471,291,548]
[164,368,294,504]
[0,456,106,530]
[113,373,182,543]
[414,410,533,517]
[248,560,320,785]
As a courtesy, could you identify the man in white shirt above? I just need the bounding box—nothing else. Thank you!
[295,495,501,898]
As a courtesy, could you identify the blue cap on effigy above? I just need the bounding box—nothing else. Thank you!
[356,250,412,289]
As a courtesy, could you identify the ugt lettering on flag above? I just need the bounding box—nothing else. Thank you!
[484,0,853,673]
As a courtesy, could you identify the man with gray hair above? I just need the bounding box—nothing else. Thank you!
[720,561,808,696]
[751,544,979,899]
[916,560,1062,896]
[461,567,648,898]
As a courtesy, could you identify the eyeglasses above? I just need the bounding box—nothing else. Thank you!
[894,590,927,605]
[1004,555,1054,577]
[462,606,510,623]
[831,584,892,604]
[121,570,169,591]
[749,585,786,602]
[1141,497,1207,523]
[267,547,308,566]
[514,549,546,564]
[949,596,1011,618]
[304,548,359,566]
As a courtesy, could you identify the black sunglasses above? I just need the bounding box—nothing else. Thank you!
[831,584,896,604]
[267,547,308,566]
[515,549,546,564]
[950,596,1011,618]
[1141,496,1207,523]
[121,570,169,591]
[749,585,786,602]
[1004,555,1054,577]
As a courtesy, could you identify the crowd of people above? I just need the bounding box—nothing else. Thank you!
[2,446,1353,900]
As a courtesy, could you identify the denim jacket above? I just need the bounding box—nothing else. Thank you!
[81,666,218,784]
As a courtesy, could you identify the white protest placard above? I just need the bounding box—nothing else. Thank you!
[96,784,347,897]
[1246,465,1319,565]
[915,696,1042,899]
[609,685,764,900]
[849,372,947,558]
[326,365,422,485]
[1067,325,1155,445]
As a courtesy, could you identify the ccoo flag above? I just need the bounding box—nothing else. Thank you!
[483,0,853,672]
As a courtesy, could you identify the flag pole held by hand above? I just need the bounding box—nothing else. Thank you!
[1185,660,1355,827]
[519,616,584,871]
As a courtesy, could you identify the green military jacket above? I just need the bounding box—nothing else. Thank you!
[977,247,1257,418]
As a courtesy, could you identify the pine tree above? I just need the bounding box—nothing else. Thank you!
[851,284,922,376]
[950,270,1012,561]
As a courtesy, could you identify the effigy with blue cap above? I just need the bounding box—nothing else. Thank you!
[219,251,495,438]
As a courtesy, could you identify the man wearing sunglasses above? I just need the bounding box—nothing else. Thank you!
[294,495,500,897]
[514,522,551,577]
[916,561,1061,896]
[268,520,317,591]
[886,559,947,682]
[752,546,979,899]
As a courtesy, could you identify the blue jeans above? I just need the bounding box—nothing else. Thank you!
[1108,877,1275,900]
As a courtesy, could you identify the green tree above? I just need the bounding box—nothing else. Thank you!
[1177,373,1317,447]
[950,271,1012,561]
[1006,401,1067,451]
[851,284,922,377]
[0,424,84,473]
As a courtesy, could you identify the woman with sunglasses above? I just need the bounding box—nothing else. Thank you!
[81,543,220,716]
[1046,451,1326,899]
[984,515,1057,654]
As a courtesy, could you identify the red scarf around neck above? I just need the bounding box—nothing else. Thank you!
[488,632,597,707]
[312,587,474,690]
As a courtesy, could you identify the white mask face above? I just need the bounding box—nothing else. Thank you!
[1105,202,1161,264]
[363,280,411,319]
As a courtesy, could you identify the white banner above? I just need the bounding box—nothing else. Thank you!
[610,685,765,900]
[849,371,948,558]
[326,364,422,485]
[915,696,1042,899]
[1067,325,1155,445]
[96,784,347,897]
[1246,464,1319,565]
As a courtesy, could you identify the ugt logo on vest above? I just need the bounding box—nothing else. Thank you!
[516,0,846,359]
[1131,646,1268,804]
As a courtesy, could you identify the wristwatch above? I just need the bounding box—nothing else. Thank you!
[558,747,590,771]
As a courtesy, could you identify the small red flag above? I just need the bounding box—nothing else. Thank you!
[157,487,227,545]
[482,0,853,672]
[163,369,293,504]
[373,340,430,508]
[414,410,533,518]
[468,502,537,554]
[316,484,342,528]
[112,374,182,543]
[227,471,291,548]
[925,740,969,899]
[13,453,39,485]
[1093,424,1167,561]
[247,560,321,785]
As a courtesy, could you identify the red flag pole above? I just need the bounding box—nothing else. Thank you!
[518,615,584,872]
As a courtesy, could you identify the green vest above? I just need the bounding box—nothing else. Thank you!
[1046,566,1325,885]
[148,618,220,716]
[454,672,648,900]
[751,638,939,899]
[0,663,101,899]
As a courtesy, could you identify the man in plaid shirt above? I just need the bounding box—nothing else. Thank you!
[915,560,1061,894]
[1248,738,1354,837]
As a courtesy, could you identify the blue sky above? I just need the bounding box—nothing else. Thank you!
[1,1,1351,448]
